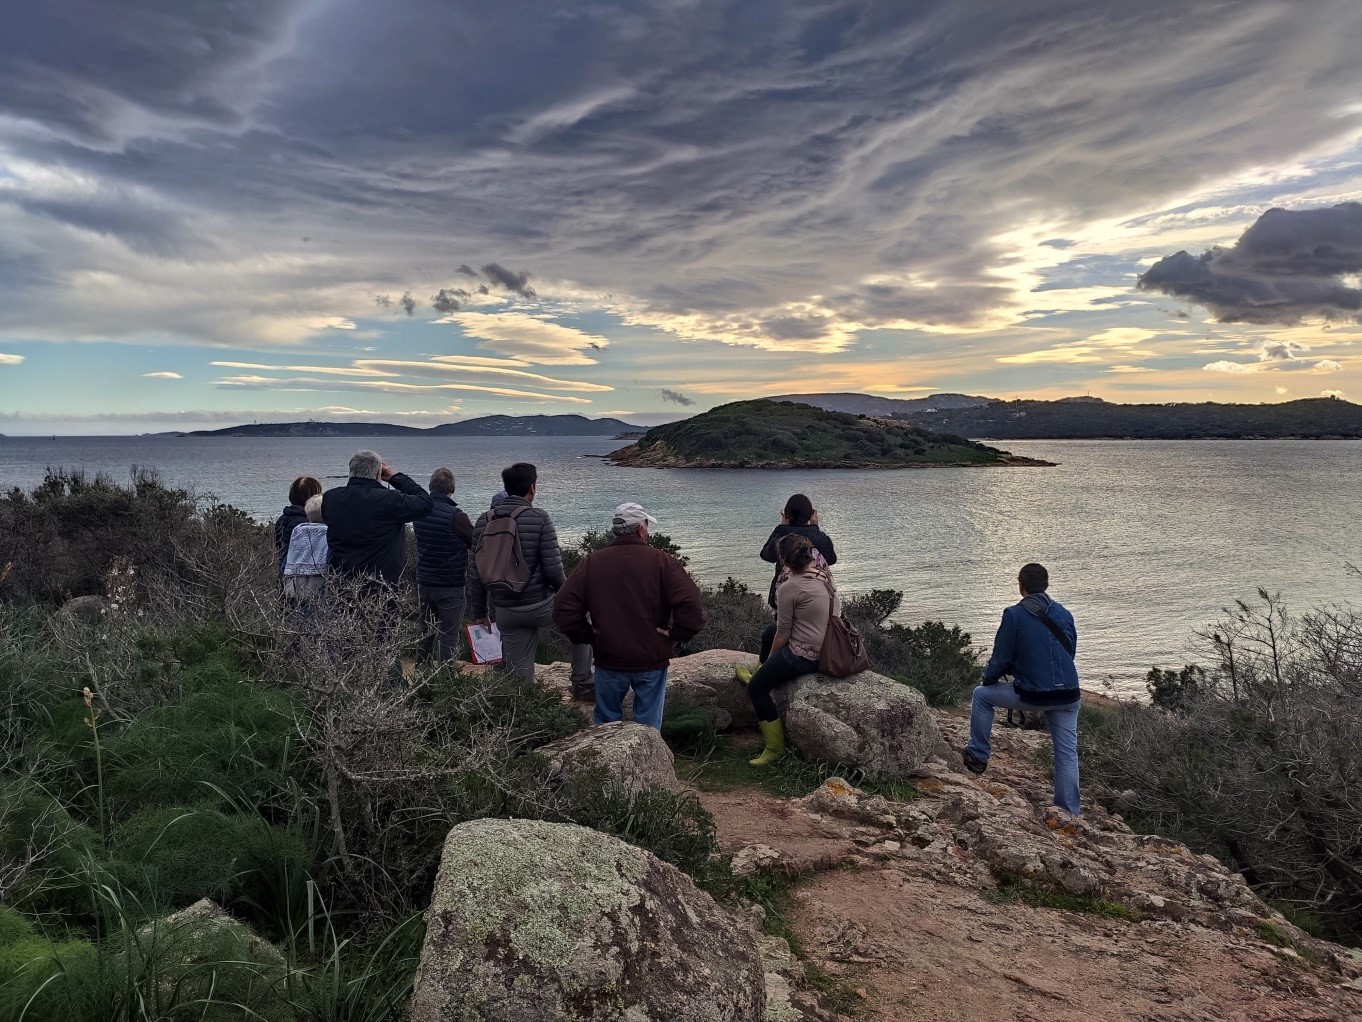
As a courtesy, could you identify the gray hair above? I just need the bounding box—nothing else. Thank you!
[429,467,456,495]
[304,494,324,523]
[348,450,382,480]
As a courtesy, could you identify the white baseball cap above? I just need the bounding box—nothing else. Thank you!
[613,502,658,527]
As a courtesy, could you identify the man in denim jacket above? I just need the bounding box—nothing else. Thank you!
[963,563,1082,814]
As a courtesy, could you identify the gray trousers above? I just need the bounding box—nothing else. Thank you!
[570,643,594,697]
[493,595,555,681]
[418,584,466,663]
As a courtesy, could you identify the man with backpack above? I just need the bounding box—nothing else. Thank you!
[963,562,1082,815]
[553,503,705,729]
[413,467,474,663]
[467,462,565,680]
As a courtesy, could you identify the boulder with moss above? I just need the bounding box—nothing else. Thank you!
[538,720,680,798]
[774,670,939,778]
[410,818,765,1022]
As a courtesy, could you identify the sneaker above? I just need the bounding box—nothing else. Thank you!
[962,749,988,775]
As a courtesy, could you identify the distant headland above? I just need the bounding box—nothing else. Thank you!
[175,414,644,438]
[607,400,1053,469]
[780,394,1362,440]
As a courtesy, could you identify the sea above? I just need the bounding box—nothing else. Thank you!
[2,434,1358,699]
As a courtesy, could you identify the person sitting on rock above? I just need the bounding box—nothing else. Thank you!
[963,562,1082,815]
[553,502,705,729]
[735,533,838,765]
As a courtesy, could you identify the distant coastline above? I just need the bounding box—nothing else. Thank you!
[171,413,644,439]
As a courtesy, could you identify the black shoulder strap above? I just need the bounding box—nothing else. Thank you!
[1036,611,1075,658]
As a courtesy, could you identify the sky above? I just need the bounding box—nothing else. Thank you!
[2,1,1362,434]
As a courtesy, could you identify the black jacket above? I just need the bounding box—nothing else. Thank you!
[322,474,433,584]
[760,523,837,608]
[274,504,308,573]
[414,494,474,587]
[466,496,565,615]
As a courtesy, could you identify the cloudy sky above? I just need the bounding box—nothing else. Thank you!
[2,1,1362,433]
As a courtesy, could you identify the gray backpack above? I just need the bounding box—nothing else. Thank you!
[475,506,532,595]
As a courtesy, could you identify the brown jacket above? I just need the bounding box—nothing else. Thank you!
[553,532,706,672]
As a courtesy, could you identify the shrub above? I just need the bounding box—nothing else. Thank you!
[1084,592,1362,945]
[1145,663,1207,712]
[111,804,314,917]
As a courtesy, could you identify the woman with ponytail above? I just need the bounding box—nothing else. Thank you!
[735,532,839,765]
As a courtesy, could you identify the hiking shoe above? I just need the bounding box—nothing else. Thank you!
[569,685,595,704]
[962,749,988,775]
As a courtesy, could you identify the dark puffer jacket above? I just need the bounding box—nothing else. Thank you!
[414,494,474,587]
[274,504,309,573]
[322,474,433,584]
[466,496,565,615]
[759,523,837,607]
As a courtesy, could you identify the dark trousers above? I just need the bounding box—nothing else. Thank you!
[760,623,777,662]
[749,630,818,722]
[418,584,466,663]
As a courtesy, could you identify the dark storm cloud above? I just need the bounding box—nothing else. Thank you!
[373,293,392,307]
[481,263,536,298]
[4,1,1362,351]
[1139,203,1362,324]
[659,388,696,406]
[399,292,417,315]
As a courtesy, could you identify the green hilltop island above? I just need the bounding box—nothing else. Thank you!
[607,399,1053,468]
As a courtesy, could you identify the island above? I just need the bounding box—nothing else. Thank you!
[607,399,1052,468]
[187,414,644,438]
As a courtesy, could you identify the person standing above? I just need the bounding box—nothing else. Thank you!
[963,563,1082,815]
[322,450,433,583]
[282,494,329,605]
[759,493,837,610]
[736,534,835,765]
[275,476,322,575]
[413,467,474,663]
[554,503,705,729]
[467,462,565,681]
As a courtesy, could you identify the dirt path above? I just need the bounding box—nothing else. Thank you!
[698,720,1362,1022]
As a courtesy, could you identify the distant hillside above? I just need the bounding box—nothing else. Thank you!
[896,397,1362,439]
[189,414,643,438]
[608,400,1050,469]
[770,392,992,416]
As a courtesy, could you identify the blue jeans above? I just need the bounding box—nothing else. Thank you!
[966,683,1081,815]
[594,667,668,730]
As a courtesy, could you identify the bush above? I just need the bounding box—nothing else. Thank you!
[1084,593,1362,945]
[111,804,314,917]
[682,578,770,655]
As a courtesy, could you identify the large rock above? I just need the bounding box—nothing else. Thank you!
[774,670,938,779]
[538,720,680,798]
[411,819,765,1022]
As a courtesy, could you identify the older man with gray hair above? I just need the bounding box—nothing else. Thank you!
[322,450,433,583]
[553,502,706,729]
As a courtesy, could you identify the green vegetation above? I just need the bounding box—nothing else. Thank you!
[899,395,1362,439]
[677,732,920,802]
[610,399,1029,468]
[1081,591,1362,946]
[985,877,1142,922]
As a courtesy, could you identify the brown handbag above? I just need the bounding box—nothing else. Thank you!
[817,576,870,678]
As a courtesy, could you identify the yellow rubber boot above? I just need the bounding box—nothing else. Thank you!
[749,719,786,766]
[734,665,753,686]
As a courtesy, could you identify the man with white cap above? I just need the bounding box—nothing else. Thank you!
[553,502,706,729]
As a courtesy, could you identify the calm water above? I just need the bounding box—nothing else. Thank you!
[3,434,1359,698]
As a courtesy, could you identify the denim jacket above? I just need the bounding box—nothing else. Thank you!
[982,593,1080,705]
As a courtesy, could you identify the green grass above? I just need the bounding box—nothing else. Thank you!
[675,734,920,802]
[985,877,1142,922]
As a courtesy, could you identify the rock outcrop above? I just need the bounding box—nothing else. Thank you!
[775,671,939,779]
[538,720,680,798]
[410,819,765,1022]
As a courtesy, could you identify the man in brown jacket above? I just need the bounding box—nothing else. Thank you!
[553,502,705,729]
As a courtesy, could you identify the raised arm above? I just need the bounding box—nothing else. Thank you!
[383,472,435,523]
